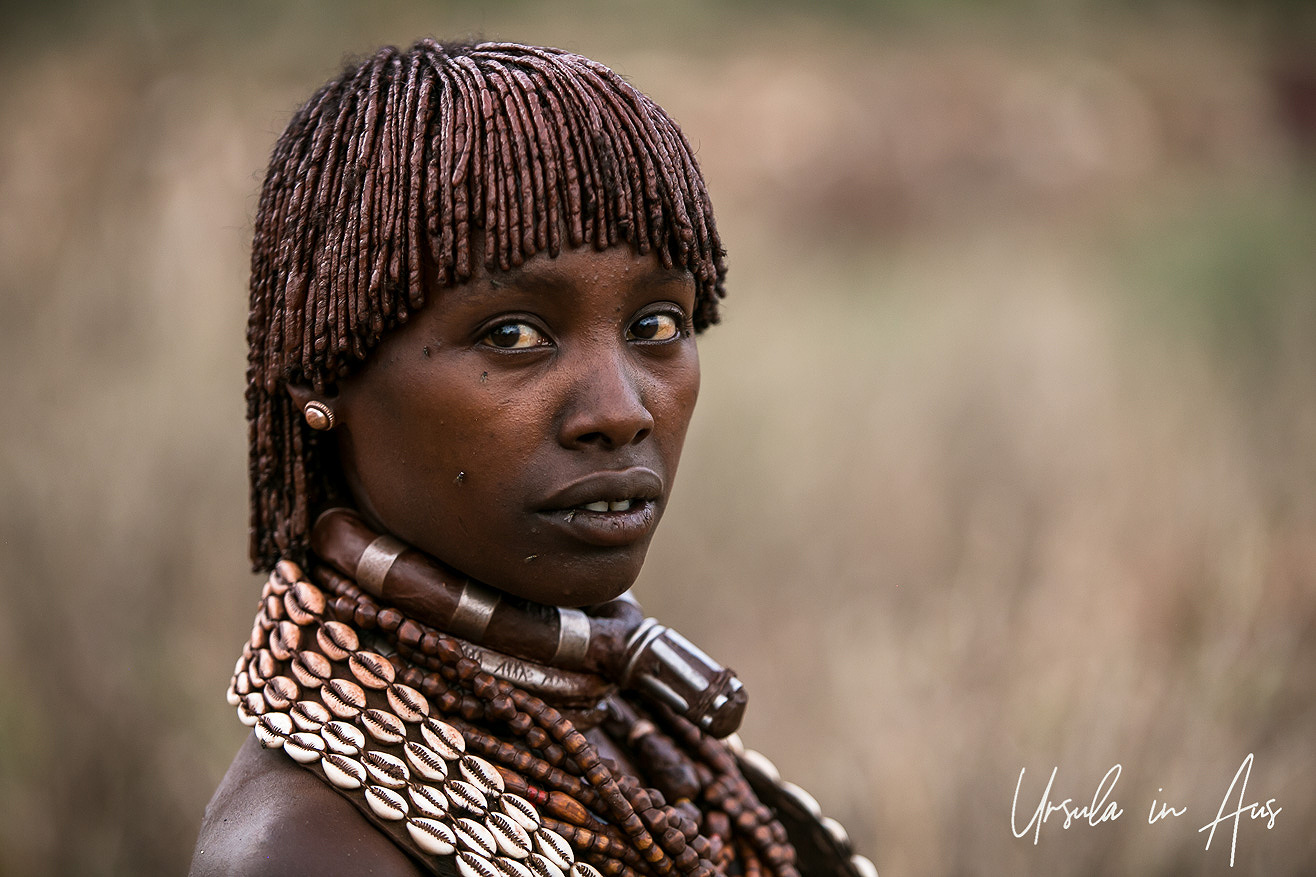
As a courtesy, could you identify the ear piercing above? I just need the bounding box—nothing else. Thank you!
[303,400,336,431]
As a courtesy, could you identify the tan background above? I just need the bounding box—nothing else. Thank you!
[2,1,1314,874]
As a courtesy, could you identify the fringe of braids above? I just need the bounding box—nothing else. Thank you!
[247,40,727,569]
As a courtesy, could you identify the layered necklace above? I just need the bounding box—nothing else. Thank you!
[227,509,876,877]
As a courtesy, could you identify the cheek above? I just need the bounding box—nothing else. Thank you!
[655,354,701,450]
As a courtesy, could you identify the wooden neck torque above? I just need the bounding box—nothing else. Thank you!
[309,507,747,737]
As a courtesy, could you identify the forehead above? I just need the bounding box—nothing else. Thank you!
[442,244,695,308]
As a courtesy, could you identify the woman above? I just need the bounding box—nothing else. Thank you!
[192,40,875,877]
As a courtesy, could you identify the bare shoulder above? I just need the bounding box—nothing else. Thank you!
[191,735,425,877]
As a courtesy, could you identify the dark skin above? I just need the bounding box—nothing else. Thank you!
[192,244,701,875]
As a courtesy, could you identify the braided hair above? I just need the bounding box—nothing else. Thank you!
[247,39,728,569]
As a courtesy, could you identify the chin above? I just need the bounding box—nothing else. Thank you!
[496,553,644,608]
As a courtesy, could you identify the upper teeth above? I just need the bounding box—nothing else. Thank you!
[582,500,632,512]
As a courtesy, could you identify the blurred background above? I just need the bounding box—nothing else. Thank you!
[2,1,1314,874]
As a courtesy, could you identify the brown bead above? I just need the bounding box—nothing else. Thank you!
[394,619,421,646]
[460,694,482,720]
[473,674,498,699]
[353,601,377,628]
[488,695,516,722]
[455,658,479,680]
[376,607,402,632]
[673,847,699,870]
[507,708,533,734]
[420,675,446,698]
[332,595,356,621]
[542,744,565,766]
[661,828,686,852]
[526,728,549,749]
[434,638,463,662]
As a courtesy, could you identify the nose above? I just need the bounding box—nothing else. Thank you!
[558,348,654,450]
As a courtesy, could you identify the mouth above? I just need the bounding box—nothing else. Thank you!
[536,469,664,547]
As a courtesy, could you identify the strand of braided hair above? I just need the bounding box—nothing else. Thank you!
[247,40,728,570]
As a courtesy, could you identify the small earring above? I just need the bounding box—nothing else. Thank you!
[303,400,335,431]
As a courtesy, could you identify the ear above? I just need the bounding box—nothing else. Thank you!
[285,382,325,411]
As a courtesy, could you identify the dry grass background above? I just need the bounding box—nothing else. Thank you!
[2,1,1314,874]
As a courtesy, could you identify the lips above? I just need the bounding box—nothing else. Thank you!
[535,467,664,547]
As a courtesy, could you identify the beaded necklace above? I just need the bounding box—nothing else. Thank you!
[228,543,876,876]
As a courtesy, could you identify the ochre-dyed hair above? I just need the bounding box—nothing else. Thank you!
[247,39,727,569]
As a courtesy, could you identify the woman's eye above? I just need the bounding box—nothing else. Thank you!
[628,312,681,342]
[481,322,548,350]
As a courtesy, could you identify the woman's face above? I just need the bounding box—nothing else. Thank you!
[327,244,701,607]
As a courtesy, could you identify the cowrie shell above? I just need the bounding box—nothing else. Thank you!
[321,753,365,790]
[454,817,498,857]
[262,675,299,711]
[569,864,604,877]
[492,857,536,877]
[274,559,303,587]
[238,693,266,726]
[361,709,407,745]
[349,651,396,689]
[364,784,409,821]
[820,816,851,851]
[317,621,359,660]
[248,649,276,685]
[284,731,325,764]
[852,855,879,877]
[460,755,505,797]
[291,700,330,731]
[321,720,365,755]
[456,851,500,877]
[534,828,574,869]
[225,682,240,706]
[445,780,488,816]
[524,853,565,877]
[421,718,465,759]
[254,711,292,749]
[405,741,449,783]
[407,817,457,856]
[262,594,285,623]
[486,811,532,859]
[233,669,251,697]
[291,651,332,688]
[321,678,366,718]
[409,783,450,819]
[499,794,542,832]
[779,780,822,819]
[267,566,292,595]
[387,683,430,722]
[269,620,301,660]
[362,750,410,788]
[284,581,326,625]
[738,748,781,786]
